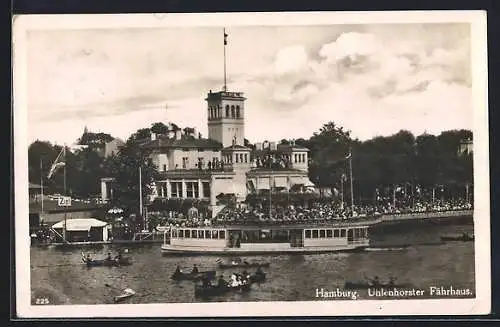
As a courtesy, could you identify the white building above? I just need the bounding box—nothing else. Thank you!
[138,86,314,217]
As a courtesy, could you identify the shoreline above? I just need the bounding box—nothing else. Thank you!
[31,210,472,248]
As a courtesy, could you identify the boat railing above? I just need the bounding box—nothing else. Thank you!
[212,215,383,227]
[133,231,164,241]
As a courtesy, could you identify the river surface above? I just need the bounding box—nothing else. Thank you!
[30,217,475,305]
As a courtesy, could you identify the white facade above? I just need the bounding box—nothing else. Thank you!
[206,91,246,147]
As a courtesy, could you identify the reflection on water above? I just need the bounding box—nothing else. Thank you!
[30,218,475,304]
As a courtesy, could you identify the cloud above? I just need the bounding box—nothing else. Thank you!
[25,24,473,145]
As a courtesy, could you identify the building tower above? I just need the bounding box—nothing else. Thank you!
[206,28,246,147]
[206,90,246,147]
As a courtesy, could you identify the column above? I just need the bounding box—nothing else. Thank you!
[101,180,108,202]
[198,179,204,199]
[166,181,172,198]
[182,179,187,198]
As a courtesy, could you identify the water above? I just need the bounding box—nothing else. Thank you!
[30,217,475,305]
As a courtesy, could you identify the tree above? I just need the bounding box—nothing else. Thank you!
[103,135,160,218]
[150,122,168,135]
[306,122,352,187]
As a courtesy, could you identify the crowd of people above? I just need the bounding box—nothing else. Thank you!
[150,196,472,229]
[213,198,472,225]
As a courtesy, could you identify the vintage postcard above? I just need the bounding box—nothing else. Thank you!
[13,11,490,317]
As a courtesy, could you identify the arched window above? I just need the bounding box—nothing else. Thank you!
[236,105,240,118]
[231,105,235,118]
[225,105,230,117]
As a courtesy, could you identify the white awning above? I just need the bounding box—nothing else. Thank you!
[274,176,288,188]
[257,177,271,190]
[52,218,108,231]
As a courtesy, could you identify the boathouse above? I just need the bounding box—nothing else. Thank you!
[52,218,110,242]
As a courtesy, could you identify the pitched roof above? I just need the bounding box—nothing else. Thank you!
[246,168,308,177]
[222,144,251,151]
[141,135,223,150]
[52,218,108,231]
[276,144,310,152]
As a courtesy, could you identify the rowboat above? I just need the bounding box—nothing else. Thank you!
[218,261,270,269]
[440,233,474,242]
[344,281,411,289]
[83,257,132,267]
[249,272,266,283]
[194,282,251,297]
[113,288,135,303]
[171,270,217,281]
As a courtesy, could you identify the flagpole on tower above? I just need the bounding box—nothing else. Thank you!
[223,28,228,92]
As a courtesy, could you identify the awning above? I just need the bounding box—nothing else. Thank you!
[274,176,288,188]
[52,218,108,231]
[257,177,271,190]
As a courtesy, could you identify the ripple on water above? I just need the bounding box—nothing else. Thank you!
[30,220,475,304]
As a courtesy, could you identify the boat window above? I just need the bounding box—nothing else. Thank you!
[179,230,184,238]
[192,230,198,239]
[334,229,340,238]
[198,230,204,238]
[319,229,325,238]
[205,230,211,239]
[219,230,226,239]
[305,230,311,238]
[312,230,319,238]
[340,229,346,237]
[184,230,190,238]
[172,229,178,238]
[326,229,333,238]
[212,230,218,239]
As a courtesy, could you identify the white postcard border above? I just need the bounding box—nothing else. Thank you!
[13,10,490,317]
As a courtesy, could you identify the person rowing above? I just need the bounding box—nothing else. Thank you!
[86,253,93,263]
[217,275,226,288]
[191,264,199,274]
[106,252,112,261]
[368,275,381,287]
[114,250,122,262]
[387,276,397,287]
[174,265,182,275]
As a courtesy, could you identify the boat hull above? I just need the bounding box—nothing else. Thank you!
[218,262,270,269]
[161,244,368,256]
[171,270,217,281]
[194,283,252,297]
[84,258,132,267]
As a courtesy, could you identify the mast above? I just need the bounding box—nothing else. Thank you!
[40,157,44,214]
[268,175,272,219]
[139,166,143,225]
[63,145,67,195]
[63,144,67,242]
[349,147,354,213]
[223,28,228,92]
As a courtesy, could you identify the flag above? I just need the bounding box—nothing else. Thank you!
[345,152,352,160]
[341,173,347,182]
[47,147,65,179]
[224,29,228,45]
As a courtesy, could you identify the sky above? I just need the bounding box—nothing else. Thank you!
[26,23,472,145]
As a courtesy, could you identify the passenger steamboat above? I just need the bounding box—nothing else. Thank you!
[160,218,379,255]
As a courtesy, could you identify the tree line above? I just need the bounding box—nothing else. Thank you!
[28,121,473,214]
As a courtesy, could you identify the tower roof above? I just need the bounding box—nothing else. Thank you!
[205,90,246,101]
